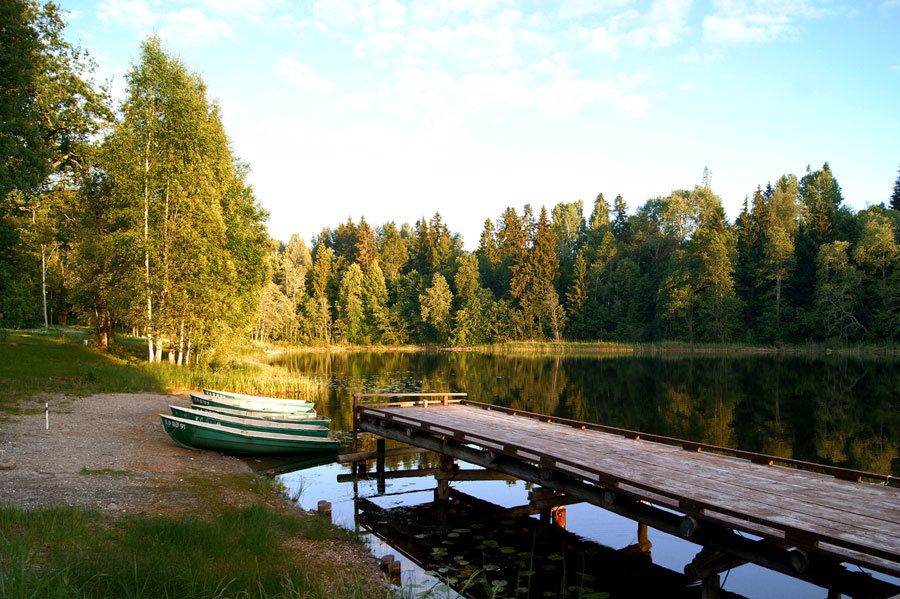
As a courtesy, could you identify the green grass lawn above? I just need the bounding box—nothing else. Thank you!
[0,502,380,598]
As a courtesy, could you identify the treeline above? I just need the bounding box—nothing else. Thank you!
[1,2,268,363]
[260,166,900,347]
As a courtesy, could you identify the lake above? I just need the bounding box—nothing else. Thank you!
[267,351,900,598]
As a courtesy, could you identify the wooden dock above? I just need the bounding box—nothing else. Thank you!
[353,394,900,598]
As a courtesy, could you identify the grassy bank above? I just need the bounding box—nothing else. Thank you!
[0,500,383,598]
[0,328,323,414]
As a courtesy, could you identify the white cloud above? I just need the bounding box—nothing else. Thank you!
[703,0,832,44]
[580,0,694,54]
[313,0,407,31]
[194,0,287,24]
[328,59,651,123]
[702,15,793,43]
[677,47,723,64]
[409,0,507,21]
[97,0,157,30]
[274,58,337,91]
[557,0,635,19]
[159,8,237,46]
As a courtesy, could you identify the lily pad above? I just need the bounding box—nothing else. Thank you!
[548,553,564,561]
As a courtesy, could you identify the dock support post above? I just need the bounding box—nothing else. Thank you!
[376,438,386,494]
[435,454,454,502]
[701,574,720,599]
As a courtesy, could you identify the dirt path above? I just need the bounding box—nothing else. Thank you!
[1,393,262,514]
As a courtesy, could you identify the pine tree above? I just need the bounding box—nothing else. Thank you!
[336,262,364,343]
[891,166,900,211]
[361,259,388,343]
[612,194,631,243]
[420,273,452,342]
[376,222,409,280]
[355,219,377,271]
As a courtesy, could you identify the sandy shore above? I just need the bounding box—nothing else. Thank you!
[0,393,256,514]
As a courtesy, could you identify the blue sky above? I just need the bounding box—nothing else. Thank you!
[61,0,900,247]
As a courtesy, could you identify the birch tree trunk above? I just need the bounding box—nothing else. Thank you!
[144,133,154,363]
[41,243,48,329]
[177,320,184,365]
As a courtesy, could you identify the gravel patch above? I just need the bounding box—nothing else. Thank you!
[0,392,250,514]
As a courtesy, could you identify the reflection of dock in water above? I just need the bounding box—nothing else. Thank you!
[356,488,749,599]
[350,393,900,599]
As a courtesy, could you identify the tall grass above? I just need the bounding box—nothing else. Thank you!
[0,503,382,599]
[0,329,323,414]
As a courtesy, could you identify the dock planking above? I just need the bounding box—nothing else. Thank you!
[356,400,900,578]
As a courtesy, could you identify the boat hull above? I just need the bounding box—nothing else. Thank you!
[191,392,314,414]
[203,388,314,409]
[160,414,340,455]
[190,403,331,426]
[170,405,330,437]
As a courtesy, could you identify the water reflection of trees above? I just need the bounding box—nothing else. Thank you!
[274,352,900,475]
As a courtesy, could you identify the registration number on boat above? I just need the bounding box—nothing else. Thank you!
[166,421,186,430]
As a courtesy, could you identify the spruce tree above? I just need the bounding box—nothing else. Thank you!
[891,165,900,211]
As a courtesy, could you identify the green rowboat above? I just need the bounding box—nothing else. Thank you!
[190,403,331,426]
[203,388,314,409]
[160,414,340,454]
[190,392,315,414]
[170,405,330,437]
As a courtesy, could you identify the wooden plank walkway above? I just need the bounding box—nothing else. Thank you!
[356,400,900,578]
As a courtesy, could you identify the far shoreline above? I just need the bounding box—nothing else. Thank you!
[260,340,900,357]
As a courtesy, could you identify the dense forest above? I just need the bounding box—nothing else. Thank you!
[255,168,900,347]
[4,1,900,360]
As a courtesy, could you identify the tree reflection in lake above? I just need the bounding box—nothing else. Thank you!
[273,351,900,476]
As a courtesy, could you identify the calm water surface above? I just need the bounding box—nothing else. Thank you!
[268,351,900,598]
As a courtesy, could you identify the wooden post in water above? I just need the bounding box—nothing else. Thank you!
[317,500,332,522]
[435,454,454,501]
[701,574,720,599]
[376,438,386,494]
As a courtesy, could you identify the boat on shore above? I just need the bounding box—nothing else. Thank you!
[160,414,340,454]
[203,388,314,409]
[170,405,330,437]
[189,403,331,426]
[190,392,315,414]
